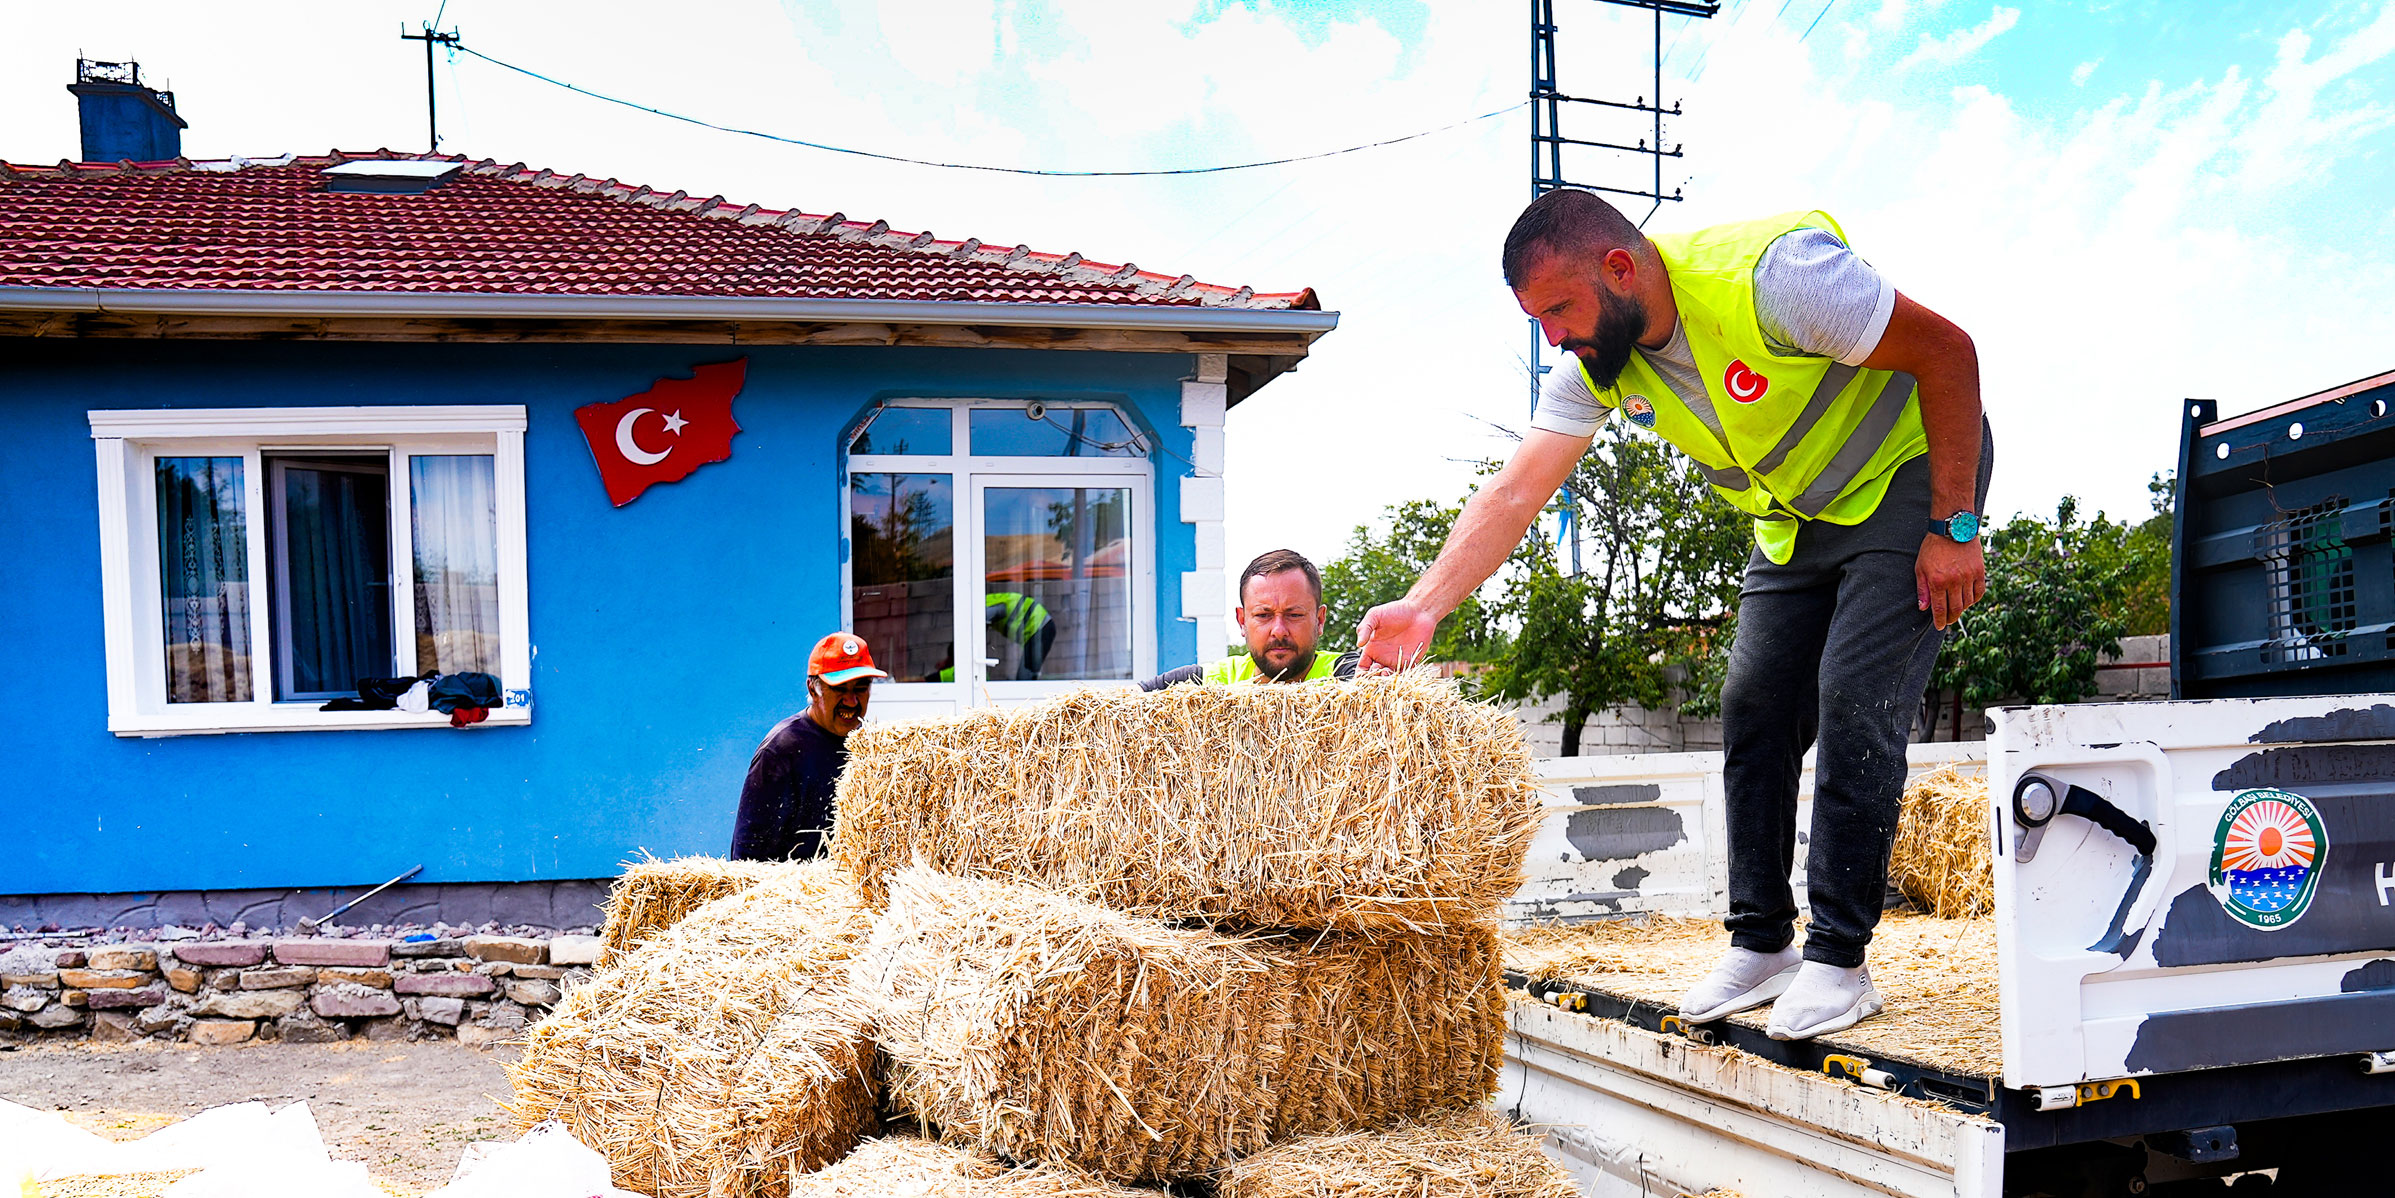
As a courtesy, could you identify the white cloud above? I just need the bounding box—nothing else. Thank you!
[1896,5,2019,71]
[2072,58,2100,86]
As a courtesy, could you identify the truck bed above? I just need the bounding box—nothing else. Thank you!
[1501,913,1998,1081]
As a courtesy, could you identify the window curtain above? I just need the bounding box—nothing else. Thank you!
[156,457,253,703]
[410,455,501,678]
[279,464,391,697]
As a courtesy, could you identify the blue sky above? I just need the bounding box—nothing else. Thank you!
[8,1,2393,614]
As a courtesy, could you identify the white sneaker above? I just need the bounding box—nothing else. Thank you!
[1765,961,1884,1041]
[1677,945,1803,1024]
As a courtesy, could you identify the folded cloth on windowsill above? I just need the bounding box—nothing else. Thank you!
[429,671,503,714]
[450,706,489,729]
[319,674,437,713]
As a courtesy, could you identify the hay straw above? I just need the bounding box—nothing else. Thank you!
[786,1136,1156,1198]
[1218,1107,1578,1198]
[509,863,880,1198]
[1890,765,1993,919]
[1270,926,1506,1140]
[852,868,1506,1183]
[596,854,792,965]
[833,671,1542,932]
[1500,912,1999,1076]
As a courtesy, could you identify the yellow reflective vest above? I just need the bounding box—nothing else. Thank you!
[1577,210,1928,564]
[1202,651,1343,685]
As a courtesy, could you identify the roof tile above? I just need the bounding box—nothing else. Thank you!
[0,151,1317,311]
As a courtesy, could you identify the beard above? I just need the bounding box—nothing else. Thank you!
[1251,642,1316,681]
[1560,285,1649,390]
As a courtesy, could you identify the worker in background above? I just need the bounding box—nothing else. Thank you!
[1143,549,1359,689]
[986,591,1058,679]
[1356,190,1992,1041]
[731,631,887,861]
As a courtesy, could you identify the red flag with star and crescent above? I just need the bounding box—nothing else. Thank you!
[574,358,748,506]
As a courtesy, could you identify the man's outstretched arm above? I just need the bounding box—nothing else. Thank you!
[1860,292,1984,630]
[1355,426,1592,670]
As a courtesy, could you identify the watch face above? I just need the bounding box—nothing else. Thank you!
[1951,512,1981,543]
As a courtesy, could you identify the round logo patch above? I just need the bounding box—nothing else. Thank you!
[1724,359,1771,403]
[843,639,861,656]
[1622,393,1657,429]
[2208,788,2328,931]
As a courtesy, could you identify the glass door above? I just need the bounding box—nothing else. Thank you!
[970,474,1150,706]
[845,467,965,721]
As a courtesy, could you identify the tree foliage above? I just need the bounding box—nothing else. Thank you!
[1472,423,1749,755]
[1932,495,2147,708]
[1317,499,1504,663]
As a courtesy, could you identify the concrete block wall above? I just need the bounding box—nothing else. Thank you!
[0,933,601,1047]
[1511,634,2172,756]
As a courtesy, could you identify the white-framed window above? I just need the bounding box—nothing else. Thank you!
[88,406,532,737]
[842,399,1157,720]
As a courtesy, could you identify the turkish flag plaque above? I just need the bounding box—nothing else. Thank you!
[575,358,748,506]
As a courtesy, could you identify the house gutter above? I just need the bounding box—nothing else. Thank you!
[0,286,1340,336]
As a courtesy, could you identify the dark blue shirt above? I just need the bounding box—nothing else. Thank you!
[731,711,845,861]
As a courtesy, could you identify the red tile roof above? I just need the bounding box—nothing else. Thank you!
[0,150,1317,311]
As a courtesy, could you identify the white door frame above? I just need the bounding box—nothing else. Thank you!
[842,400,1157,720]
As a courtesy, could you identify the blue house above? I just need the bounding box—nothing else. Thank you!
[0,149,1333,928]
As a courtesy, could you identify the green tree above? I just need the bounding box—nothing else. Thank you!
[1933,495,2143,711]
[1318,498,1505,663]
[2113,470,2175,636]
[1472,422,1750,756]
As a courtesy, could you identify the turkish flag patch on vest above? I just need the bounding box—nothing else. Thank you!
[1724,359,1771,403]
[575,358,748,506]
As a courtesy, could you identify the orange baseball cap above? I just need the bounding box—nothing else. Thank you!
[809,632,889,685]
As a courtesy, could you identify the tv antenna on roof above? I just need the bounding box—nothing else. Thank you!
[399,22,462,154]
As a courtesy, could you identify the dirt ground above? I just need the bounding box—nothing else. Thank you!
[0,1039,520,1195]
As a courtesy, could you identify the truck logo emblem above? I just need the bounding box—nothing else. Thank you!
[2209,788,2328,931]
[1622,393,1657,428]
[1724,360,1770,403]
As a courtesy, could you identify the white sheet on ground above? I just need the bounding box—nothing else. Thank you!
[428,1122,646,1198]
[0,1096,380,1197]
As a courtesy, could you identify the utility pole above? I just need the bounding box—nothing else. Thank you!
[1529,0,1718,574]
[399,23,461,154]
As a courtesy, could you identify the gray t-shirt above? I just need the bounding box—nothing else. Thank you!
[1530,226,1898,439]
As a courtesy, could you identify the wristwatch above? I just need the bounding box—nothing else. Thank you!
[1928,511,1982,544]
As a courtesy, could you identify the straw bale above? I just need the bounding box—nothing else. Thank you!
[509,863,880,1198]
[1500,912,1998,1076]
[787,1136,1155,1198]
[1270,925,1506,1139]
[854,869,1507,1183]
[854,866,1290,1181]
[597,854,792,965]
[1891,765,1994,919]
[1219,1107,1577,1198]
[833,671,1541,931]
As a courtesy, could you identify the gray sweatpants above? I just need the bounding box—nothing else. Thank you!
[1718,425,1994,968]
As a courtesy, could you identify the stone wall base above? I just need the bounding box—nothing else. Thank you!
[0,933,602,1047]
[2,879,611,935]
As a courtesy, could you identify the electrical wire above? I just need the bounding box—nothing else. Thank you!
[1800,0,1838,42]
[452,42,1525,178]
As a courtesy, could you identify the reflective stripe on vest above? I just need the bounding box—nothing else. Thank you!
[1577,209,1928,564]
[1202,651,1341,685]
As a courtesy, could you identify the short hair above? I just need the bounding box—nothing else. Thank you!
[1501,188,1645,290]
[1238,549,1320,605]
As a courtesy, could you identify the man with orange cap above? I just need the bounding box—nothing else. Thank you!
[731,632,888,861]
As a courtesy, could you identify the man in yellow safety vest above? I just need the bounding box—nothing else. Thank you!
[1142,549,1358,690]
[1357,190,1992,1041]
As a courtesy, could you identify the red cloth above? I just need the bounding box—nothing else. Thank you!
[449,706,489,729]
[573,358,747,506]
